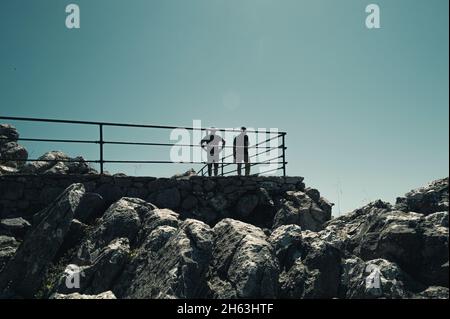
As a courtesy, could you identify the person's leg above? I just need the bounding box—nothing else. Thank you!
[213,163,219,176]
[244,154,250,176]
[237,163,242,176]
[245,162,250,176]
[208,164,213,176]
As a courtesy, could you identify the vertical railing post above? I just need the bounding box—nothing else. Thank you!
[282,133,286,177]
[99,124,104,174]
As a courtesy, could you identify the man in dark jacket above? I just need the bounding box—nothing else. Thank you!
[233,127,250,176]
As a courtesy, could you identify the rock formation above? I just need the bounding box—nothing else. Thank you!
[0,123,447,299]
[0,176,447,299]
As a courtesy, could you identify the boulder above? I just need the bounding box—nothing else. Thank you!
[395,177,449,215]
[56,238,130,295]
[273,191,331,231]
[121,219,213,299]
[340,258,413,299]
[207,219,279,298]
[21,151,97,175]
[0,217,31,238]
[76,198,153,263]
[0,236,20,272]
[51,291,116,299]
[74,192,106,223]
[279,231,342,299]
[414,286,449,299]
[268,224,302,271]
[0,183,85,298]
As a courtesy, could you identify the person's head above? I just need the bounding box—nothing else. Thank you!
[241,126,247,134]
[209,127,217,135]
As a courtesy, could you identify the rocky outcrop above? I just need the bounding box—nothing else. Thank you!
[0,184,85,298]
[0,124,27,169]
[52,291,116,299]
[207,219,279,298]
[21,151,98,175]
[0,176,448,299]
[395,178,449,215]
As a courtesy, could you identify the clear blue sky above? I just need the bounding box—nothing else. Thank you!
[1,0,448,214]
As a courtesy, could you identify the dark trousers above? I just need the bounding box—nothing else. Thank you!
[207,163,219,176]
[237,162,250,176]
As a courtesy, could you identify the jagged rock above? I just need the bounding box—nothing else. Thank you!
[57,219,88,259]
[21,151,97,175]
[0,236,20,272]
[76,198,153,264]
[0,165,18,175]
[0,125,27,169]
[279,231,342,299]
[121,219,213,299]
[324,200,449,288]
[340,258,413,299]
[0,183,85,298]
[0,124,19,142]
[207,219,279,298]
[268,224,302,271]
[171,169,197,179]
[395,177,449,215]
[0,142,28,169]
[56,238,130,295]
[0,217,31,238]
[52,291,116,299]
[74,192,106,223]
[414,286,449,299]
[273,191,331,231]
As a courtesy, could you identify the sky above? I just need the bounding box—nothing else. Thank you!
[0,0,448,215]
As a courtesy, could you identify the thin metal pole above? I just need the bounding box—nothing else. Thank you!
[99,124,104,174]
[282,133,286,177]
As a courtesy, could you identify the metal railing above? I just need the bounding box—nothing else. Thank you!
[0,116,287,176]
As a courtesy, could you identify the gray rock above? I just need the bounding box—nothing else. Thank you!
[208,219,279,298]
[395,177,448,215]
[57,238,130,295]
[268,224,302,271]
[76,198,152,263]
[414,286,449,299]
[0,183,85,298]
[52,291,116,299]
[0,217,31,238]
[340,258,412,299]
[122,219,213,299]
[0,235,20,272]
[0,142,28,169]
[21,151,97,175]
[74,192,106,223]
[273,191,331,231]
[0,124,19,143]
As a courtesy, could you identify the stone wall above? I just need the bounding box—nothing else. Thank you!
[0,175,332,230]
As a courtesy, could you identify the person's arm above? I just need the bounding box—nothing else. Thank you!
[233,138,236,159]
[200,136,208,149]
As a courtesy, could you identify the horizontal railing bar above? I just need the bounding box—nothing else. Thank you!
[0,116,287,134]
[3,158,287,165]
[104,160,286,164]
[104,141,279,149]
[16,137,98,144]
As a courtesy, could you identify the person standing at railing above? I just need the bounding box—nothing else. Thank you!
[200,128,226,176]
[233,127,250,176]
